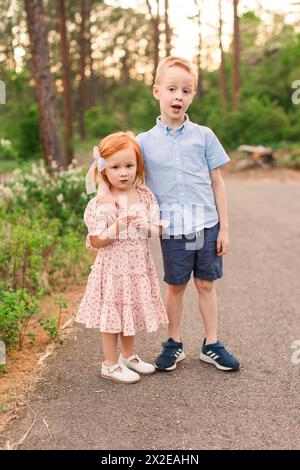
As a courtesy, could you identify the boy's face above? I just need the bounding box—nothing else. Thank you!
[105,145,137,192]
[153,66,196,127]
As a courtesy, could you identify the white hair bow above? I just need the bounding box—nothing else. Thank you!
[85,146,110,195]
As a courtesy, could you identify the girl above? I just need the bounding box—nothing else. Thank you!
[76,131,169,384]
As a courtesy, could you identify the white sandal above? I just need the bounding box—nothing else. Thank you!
[119,354,156,375]
[101,362,140,384]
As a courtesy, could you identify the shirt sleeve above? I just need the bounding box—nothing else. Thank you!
[205,128,230,170]
[83,198,107,251]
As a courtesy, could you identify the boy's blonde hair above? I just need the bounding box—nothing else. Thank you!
[155,56,197,89]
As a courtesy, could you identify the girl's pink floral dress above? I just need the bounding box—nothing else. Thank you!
[76,184,169,336]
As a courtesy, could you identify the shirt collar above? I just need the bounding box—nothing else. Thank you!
[156,114,190,136]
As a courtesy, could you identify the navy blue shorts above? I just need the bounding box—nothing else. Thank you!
[160,223,223,285]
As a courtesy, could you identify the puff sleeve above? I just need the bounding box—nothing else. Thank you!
[83,198,108,251]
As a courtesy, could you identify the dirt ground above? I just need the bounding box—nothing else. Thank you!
[1,169,300,450]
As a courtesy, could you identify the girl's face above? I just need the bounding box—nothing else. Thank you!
[104,144,137,192]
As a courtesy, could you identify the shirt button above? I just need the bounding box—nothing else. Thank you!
[179,192,184,196]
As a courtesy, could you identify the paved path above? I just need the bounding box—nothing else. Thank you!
[1,179,300,450]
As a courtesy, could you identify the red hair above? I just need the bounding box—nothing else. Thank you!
[94,131,144,188]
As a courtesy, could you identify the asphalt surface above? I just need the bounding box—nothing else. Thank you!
[1,179,300,450]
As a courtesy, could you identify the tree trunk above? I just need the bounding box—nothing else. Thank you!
[87,10,96,108]
[24,0,66,169]
[56,0,74,164]
[232,0,240,111]
[218,0,228,109]
[146,0,161,82]
[165,0,171,56]
[79,0,87,139]
[193,0,203,98]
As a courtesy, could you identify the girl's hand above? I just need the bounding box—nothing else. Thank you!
[130,216,150,236]
[216,229,230,256]
[116,214,138,234]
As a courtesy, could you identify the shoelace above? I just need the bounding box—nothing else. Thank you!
[209,344,232,360]
[161,342,180,358]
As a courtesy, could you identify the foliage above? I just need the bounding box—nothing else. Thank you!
[0,287,42,350]
[0,162,92,355]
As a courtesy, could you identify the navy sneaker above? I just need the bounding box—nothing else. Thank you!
[155,338,185,371]
[200,339,240,371]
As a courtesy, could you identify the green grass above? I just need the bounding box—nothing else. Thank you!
[0,158,39,174]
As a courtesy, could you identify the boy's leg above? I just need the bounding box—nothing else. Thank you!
[166,282,188,341]
[156,236,194,371]
[194,278,217,344]
[193,224,240,370]
[155,282,188,371]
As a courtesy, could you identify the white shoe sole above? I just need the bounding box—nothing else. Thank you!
[101,373,140,384]
[200,353,239,371]
[155,351,186,371]
[129,367,156,376]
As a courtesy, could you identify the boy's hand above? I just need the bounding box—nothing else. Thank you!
[216,229,230,256]
[130,216,150,236]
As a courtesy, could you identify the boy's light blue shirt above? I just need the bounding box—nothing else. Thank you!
[137,114,230,236]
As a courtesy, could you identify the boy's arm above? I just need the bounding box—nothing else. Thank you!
[210,168,230,256]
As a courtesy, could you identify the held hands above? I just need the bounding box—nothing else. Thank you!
[96,187,150,238]
[116,214,139,234]
[130,215,150,237]
[216,228,230,256]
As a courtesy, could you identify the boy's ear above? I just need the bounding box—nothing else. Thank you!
[153,84,159,100]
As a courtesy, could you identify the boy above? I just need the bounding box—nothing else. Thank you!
[136,56,240,372]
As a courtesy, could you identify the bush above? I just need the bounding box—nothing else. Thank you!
[0,161,89,235]
[111,82,159,132]
[190,95,291,148]
[0,161,92,293]
[0,139,18,160]
[0,287,42,351]
[84,106,121,138]
[0,212,60,292]
[2,103,41,161]
[0,162,93,355]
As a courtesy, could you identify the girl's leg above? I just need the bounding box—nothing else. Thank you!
[102,333,121,368]
[119,334,139,363]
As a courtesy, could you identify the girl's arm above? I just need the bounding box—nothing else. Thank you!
[89,215,137,249]
[132,218,166,239]
[210,167,230,256]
